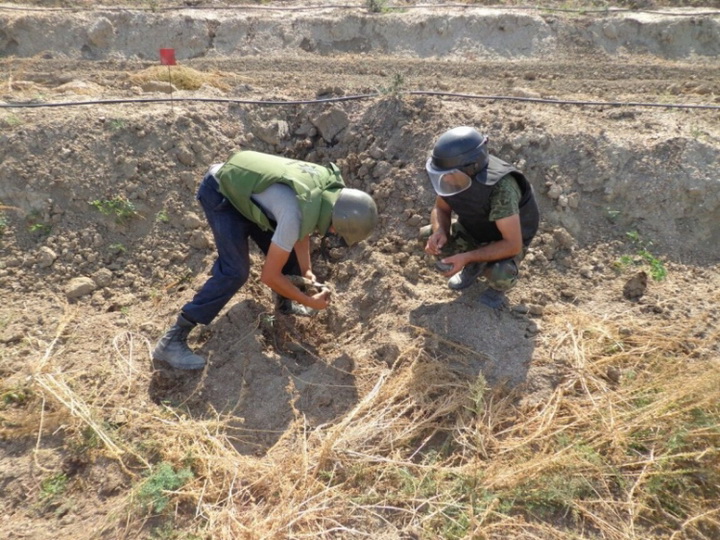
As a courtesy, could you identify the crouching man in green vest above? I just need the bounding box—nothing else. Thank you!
[153,150,378,370]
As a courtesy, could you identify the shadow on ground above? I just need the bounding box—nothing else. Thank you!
[409,286,535,388]
[149,300,358,455]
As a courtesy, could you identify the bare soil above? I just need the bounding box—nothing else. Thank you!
[1,2,719,539]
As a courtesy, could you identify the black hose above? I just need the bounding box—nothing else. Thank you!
[2,91,718,111]
[406,91,720,111]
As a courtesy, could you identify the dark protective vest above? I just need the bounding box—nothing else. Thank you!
[216,151,346,238]
[443,155,540,246]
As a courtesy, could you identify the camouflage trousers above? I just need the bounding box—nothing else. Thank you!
[420,221,526,292]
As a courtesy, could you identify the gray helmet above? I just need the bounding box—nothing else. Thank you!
[431,126,489,171]
[332,188,378,246]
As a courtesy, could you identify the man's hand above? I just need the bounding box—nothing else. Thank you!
[425,229,448,256]
[304,269,318,284]
[309,289,332,310]
[426,197,452,256]
[287,274,334,296]
[436,253,468,277]
[263,243,332,311]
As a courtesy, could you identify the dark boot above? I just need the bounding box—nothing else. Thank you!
[274,294,316,317]
[448,262,486,290]
[479,287,507,309]
[152,314,206,370]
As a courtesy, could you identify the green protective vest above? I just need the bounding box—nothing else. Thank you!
[216,151,346,239]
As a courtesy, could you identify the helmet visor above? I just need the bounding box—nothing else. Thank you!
[425,157,472,197]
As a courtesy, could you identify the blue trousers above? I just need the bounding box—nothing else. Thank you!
[181,173,300,325]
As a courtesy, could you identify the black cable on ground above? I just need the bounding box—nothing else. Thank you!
[406,91,720,111]
[2,91,719,111]
[0,94,379,108]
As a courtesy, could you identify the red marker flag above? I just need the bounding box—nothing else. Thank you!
[159,48,176,66]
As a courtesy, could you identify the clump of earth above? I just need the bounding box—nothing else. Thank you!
[0,2,719,538]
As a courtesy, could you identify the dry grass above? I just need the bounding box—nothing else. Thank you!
[129,65,233,92]
[9,297,717,539]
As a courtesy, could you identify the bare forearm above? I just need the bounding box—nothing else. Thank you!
[294,235,312,275]
[262,273,319,308]
[462,214,523,263]
[262,241,324,309]
[431,206,451,234]
[464,239,522,264]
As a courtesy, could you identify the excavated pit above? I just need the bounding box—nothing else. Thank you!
[2,1,720,449]
[0,3,719,538]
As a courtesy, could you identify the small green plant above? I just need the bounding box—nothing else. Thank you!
[156,209,170,223]
[379,73,405,95]
[366,0,388,13]
[67,424,104,456]
[689,125,705,139]
[109,118,125,130]
[29,222,52,236]
[90,196,138,222]
[261,313,276,331]
[2,114,22,128]
[625,230,640,243]
[397,466,438,498]
[509,472,593,517]
[466,375,487,416]
[109,243,127,254]
[605,207,620,222]
[615,254,633,268]
[81,426,101,450]
[166,270,194,291]
[25,210,51,236]
[2,386,32,407]
[615,230,667,281]
[0,314,9,332]
[638,248,667,281]
[149,288,164,304]
[137,462,194,513]
[40,472,69,500]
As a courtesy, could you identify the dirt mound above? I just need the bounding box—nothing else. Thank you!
[1,2,719,539]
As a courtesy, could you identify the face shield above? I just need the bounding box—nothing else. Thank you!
[425,157,473,197]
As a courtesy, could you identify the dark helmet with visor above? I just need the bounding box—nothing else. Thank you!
[426,126,489,196]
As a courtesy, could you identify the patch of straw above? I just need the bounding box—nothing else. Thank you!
[19,295,720,539]
[129,65,231,91]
